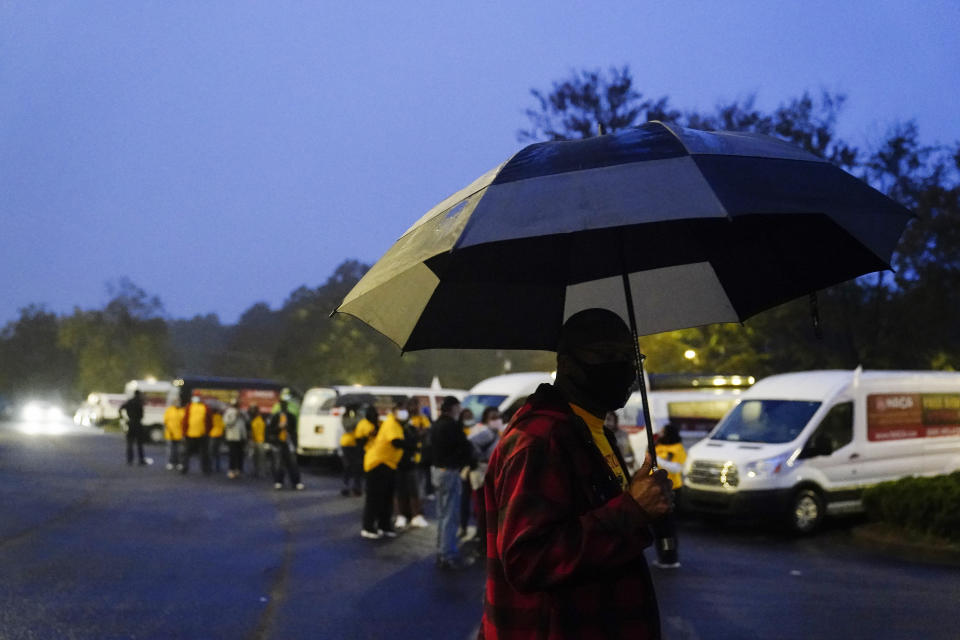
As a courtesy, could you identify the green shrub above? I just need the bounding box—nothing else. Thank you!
[862,471,960,542]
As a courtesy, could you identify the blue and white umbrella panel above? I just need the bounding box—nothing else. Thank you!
[337,122,912,352]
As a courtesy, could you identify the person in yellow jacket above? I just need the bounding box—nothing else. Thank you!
[248,405,267,479]
[339,403,367,497]
[163,400,185,471]
[357,402,406,539]
[181,396,212,475]
[209,407,226,473]
[654,422,686,569]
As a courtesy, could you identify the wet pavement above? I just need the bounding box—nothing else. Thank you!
[0,418,956,639]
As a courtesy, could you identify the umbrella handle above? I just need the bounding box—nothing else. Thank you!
[620,272,658,471]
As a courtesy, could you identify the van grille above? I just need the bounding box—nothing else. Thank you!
[688,460,739,488]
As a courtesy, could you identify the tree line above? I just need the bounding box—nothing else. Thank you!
[1,67,957,403]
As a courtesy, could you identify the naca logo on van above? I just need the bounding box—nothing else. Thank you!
[868,393,960,441]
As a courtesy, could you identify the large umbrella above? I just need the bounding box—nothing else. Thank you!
[335,120,913,461]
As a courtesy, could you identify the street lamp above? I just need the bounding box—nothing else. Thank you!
[683,349,697,361]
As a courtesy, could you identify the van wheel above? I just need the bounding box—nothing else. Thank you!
[148,427,164,444]
[789,488,824,535]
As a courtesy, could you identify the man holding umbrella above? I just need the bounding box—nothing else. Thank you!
[478,309,672,639]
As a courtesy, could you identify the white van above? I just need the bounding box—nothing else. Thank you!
[123,379,174,442]
[461,372,555,422]
[297,385,467,457]
[619,388,746,466]
[683,369,960,533]
[74,392,126,426]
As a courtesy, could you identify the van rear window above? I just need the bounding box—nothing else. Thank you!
[867,393,960,441]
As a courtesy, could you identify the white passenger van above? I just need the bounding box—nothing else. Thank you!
[683,369,960,533]
[460,372,555,423]
[123,379,174,442]
[619,388,746,464]
[73,392,126,426]
[297,385,466,457]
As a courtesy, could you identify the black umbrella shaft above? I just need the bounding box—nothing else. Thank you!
[620,272,659,470]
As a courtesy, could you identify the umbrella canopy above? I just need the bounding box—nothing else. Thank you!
[336,121,912,352]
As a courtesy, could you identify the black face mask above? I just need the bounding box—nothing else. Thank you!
[571,357,636,411]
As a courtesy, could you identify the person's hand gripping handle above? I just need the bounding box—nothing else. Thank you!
[628,453,674,518]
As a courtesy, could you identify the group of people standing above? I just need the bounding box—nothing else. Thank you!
[339,395,506,570]
[120,390,305,490]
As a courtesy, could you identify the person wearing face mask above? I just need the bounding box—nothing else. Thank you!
[429,396,476,569]
[395,398,429,530]
[359,401,406,539]
[477,308,673,640]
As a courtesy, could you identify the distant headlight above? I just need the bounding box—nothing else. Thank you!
[23,404,43,421]
[46,406,62,419]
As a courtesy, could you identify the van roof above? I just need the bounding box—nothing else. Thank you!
[745,369,960,401]
[305,385,466,396]
[468,372,554,395]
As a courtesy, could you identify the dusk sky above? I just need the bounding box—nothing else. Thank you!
[2,1,959,327]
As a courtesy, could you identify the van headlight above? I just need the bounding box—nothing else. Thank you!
[744,452,792,479]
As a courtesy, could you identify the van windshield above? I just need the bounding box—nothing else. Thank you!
[711,399,821,444]
[462,394,507,418]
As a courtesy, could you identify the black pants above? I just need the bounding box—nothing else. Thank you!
[126,423,145,464]
[271,443,301,486]
[227,441,245,472]
[654,508,680,564]
[341,445,364,494]
[181,436,210,474]
[363,464,396,533]
[210,436,224,471]
[395,467,419,519]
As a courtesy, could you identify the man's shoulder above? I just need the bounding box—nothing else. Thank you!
[496,385,577,457]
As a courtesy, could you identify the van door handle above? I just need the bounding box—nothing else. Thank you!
[848,453,860,460]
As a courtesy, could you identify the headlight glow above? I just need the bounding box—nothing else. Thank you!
[744,452,793,479]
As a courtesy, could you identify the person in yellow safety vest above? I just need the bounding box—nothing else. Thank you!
[653,422,686,569]
[163,400,185,471]
[248,405,267,479]
[181,396,212,475]
[209,407,225,473]
[357,403,405,539]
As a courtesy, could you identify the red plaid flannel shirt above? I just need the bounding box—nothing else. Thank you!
[478,384,660,640]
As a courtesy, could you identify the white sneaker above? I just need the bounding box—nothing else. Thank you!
[410,515,429,528]
[165,463,174,471]
[461,525,477,541]
[652,560,681,569]
[274,483,283,490]
[361,529,383,540]
[394,515,408,530]
[295,483,305,491]
[382,529,398,538]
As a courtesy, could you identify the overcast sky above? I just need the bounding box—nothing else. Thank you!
[2,0,959,327]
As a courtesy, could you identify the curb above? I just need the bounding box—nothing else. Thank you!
[851,524,960,568]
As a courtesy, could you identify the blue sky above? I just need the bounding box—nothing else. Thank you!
[2,0,958,326]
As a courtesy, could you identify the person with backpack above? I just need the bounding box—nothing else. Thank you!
[339,402,365,496]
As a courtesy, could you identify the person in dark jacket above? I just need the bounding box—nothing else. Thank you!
[430,396,476,569]
[266,399,303,490]
[477,308,673,640]
[120,390,147,466]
